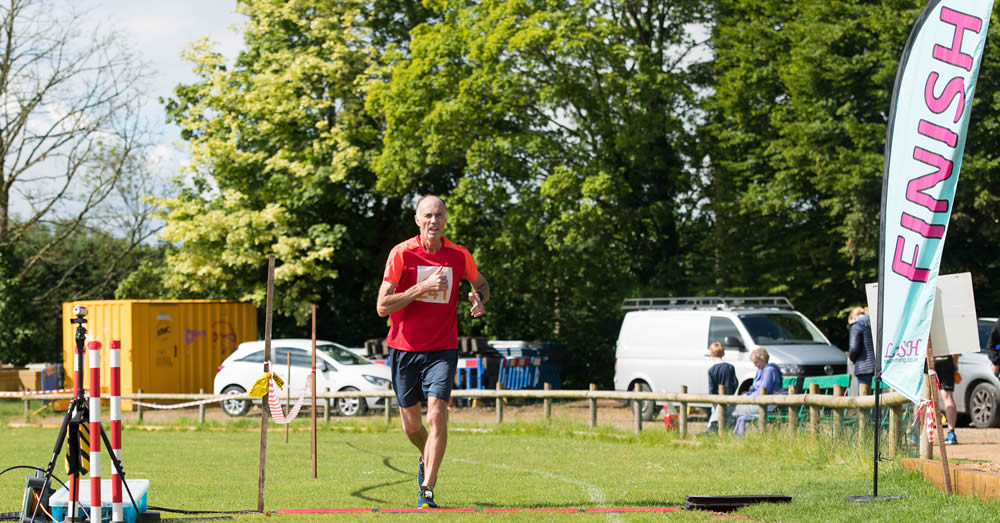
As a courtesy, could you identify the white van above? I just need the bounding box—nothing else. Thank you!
[613,297,847,419]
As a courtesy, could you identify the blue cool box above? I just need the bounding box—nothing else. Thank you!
[49,478,148,523]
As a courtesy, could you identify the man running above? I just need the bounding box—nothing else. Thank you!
[376,195,490,509]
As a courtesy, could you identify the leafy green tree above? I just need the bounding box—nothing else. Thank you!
[698,0,1000,344]
[156,0,433,343]
[369,0,711,386]
[0,0,160,364]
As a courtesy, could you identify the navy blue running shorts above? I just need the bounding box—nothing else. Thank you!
[388,348,458,408]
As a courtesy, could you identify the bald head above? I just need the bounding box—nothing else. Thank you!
[415,195,447,250]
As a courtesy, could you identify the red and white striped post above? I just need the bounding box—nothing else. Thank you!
[88,340,102,523]
[110,339,123,522]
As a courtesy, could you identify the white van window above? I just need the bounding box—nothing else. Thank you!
[708,317,743,348]
[738,313,826,344]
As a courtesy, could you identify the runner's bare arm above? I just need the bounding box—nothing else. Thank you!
[467,273,489,318]
[470,273,489,303]
[376,267,448,317]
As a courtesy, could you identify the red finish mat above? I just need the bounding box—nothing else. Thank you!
[275,507,680,514]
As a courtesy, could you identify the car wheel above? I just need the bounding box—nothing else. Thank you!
[336,387,368,417]
[630,382,656,421]
[969,382,1000,428]
[221,385,250,417]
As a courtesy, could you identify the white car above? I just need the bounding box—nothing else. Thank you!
[953,318,1000,428]
[213,339,392,417]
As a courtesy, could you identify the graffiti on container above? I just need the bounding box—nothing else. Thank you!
[184,329,207,345]
[213,321,239,355]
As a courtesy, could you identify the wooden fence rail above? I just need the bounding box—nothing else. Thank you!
[10,386,910,450]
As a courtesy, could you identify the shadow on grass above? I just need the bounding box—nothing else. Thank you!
[345,442,415,503]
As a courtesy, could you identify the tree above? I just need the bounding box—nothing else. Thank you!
[0,0,160,363]
[156,0,433,342]
[697,0,1000,344]
[368,0,711,386]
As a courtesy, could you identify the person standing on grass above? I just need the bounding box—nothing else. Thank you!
[847,307,876,392]
[705,342,737,433]
[376,195,490,509]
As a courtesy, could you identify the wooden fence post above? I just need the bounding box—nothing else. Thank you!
[543,382,552,423]
[757,387,768,432]
[832,384,843,441]
[788,385,798,434]
[137,389,143,422]
[496,382,504,424]
[920,374,933,459]
[588,383,597,429]
[718,384,727,433]
[679,385,688,438]
[324,388,331,423]
[809,382,819,438]
[632,382,642,434]
[858,383,871,438]
[384,383,392,424]
[889,405,901,458]
[199,388,206,425]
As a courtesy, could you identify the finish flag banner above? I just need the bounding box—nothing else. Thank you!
[878,0,992,402]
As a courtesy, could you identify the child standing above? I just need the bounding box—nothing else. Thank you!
[706,342,738,433]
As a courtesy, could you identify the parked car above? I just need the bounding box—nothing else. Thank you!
[614,297,847,420]
[213,339,392,417]
[950,318,1000,428]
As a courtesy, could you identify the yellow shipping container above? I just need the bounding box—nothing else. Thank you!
[62,300,257,406]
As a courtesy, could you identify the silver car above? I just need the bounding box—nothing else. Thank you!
[953,318,1000,428]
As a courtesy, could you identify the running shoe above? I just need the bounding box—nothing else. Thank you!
[417,457,424,487]
[418,486,437,509]
[944,430,957,445]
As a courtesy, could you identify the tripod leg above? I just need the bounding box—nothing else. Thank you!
[43,402,75,478]
[99,424,140,517]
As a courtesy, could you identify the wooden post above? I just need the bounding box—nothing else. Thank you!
[496,382,504,424]
[787,385,798,434]
[679,385,688,439]
[921,378,933,460]
[758,386,768,432]
[632,382,642,434]
[809,382,819,438]
[257,255,275,513]
[832,384,843,441]
[858,383,871,439]
[285,352,291,443]
[311,304,317,479]
[138,389,143,422]
[926,344,953,495]
[384,383,392,424]
[718,384,727,433]
[324,393,331,423]
[199,389,206,425]
[588,383,597,429]
[889,405,901,459]
[543,382,552,423]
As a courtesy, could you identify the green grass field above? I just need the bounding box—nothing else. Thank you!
[1,405,997,521]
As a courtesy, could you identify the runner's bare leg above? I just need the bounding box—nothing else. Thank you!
[422,396,448,488]
[400,403,427,456]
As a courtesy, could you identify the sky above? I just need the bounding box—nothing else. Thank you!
[78,0,248,180]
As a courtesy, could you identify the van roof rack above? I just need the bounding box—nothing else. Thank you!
[621,296,795,311]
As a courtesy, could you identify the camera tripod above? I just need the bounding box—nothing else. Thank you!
[30,313,138,523]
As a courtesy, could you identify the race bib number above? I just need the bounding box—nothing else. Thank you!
[416,265,453,304]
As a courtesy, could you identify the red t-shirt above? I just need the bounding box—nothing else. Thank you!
[383,236,479,351]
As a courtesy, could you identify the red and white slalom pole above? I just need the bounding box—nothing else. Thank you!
[110,339,123,522]
[88,340,102,523]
